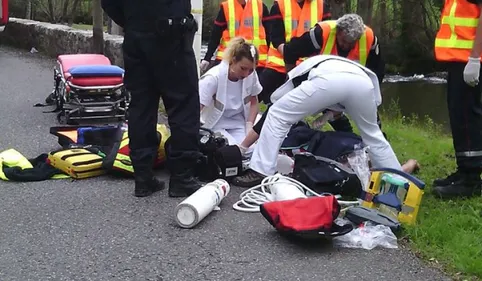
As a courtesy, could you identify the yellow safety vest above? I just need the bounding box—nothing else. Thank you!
[0,149,68,180]
[111,124,170,174]
[434,0,481,62]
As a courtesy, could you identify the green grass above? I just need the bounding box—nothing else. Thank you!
[377,101,482,281]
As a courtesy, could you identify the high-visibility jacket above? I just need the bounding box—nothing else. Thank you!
[0,149,33,180]
[216,0,268,67]
[434,0,481,62]
[0,148,68,181]
[318,20,375,66]
[108,124,170,175]
[265,0,325,74]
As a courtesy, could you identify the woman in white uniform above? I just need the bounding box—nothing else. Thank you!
[234,54,408,187]
[199,37,262,152]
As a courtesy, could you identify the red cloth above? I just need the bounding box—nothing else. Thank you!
[260,195,340,234]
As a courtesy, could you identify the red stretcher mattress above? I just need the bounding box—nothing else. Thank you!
[58,54,124,87]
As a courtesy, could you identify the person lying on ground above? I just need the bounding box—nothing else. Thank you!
[232,54,419,187]
[199,37,262,155]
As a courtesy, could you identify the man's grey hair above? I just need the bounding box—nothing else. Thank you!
[336,14,365,43]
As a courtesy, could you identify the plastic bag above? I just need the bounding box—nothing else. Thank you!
[346,145,371,191]
[332,221,398,250]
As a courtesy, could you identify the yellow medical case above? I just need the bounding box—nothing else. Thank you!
[48,148,106,179]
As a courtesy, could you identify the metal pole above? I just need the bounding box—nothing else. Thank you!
[191,0,203,78]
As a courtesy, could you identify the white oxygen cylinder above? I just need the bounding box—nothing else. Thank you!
[270,175,307,201]
[175,179,230,229]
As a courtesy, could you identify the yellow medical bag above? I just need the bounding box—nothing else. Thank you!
[48,148,106,179]
[360,168,425,225]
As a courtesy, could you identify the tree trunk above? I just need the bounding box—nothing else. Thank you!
[356,0,373,26]
[68,0,81,26]
[379,0,387,39]
[327,0,346,19]
[61,0,71,23]
[47,0,55,22]
[25,0,32,20]
[92,0,104,54]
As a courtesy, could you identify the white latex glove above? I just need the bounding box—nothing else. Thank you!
[463,57,480,87]
[200,60,210,73]
[245,121,253,135]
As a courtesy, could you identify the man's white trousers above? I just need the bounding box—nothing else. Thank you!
[249,71,402,176]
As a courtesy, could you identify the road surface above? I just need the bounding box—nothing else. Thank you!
[0,45,451,281]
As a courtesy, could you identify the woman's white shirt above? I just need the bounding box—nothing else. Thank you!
[199,73,262,130]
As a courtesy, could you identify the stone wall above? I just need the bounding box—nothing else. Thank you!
[0,18,125,67]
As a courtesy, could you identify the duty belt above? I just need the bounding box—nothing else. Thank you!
[155,15,197,37]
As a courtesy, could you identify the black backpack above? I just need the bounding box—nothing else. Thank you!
[164,128,243,182]
[287,127,365,198]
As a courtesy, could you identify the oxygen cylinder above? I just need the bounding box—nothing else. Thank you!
[270,176,307,201]
[174,179,231,229]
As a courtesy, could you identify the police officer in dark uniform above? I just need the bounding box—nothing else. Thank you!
[101,0,204,198]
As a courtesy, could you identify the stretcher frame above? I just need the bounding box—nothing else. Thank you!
[50,54,130,125]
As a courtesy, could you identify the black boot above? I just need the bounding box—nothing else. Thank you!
[130,147,166,197]
[167,153,204,198]
[135,176,165,197]
[432,169,482,199]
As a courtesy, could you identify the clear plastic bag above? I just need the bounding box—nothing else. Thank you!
[332,221,398,250]
[346,145,371,191]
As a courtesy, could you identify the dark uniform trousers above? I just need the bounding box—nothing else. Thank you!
[122,21,201,179]
[446,62,482,171]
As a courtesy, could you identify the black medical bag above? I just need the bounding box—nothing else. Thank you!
[180,128,243,182]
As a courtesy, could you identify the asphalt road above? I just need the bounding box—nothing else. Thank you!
[0,45,452,281]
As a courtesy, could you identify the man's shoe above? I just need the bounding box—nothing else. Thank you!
[135,176,166,197]
[168,174,204,198]
[232,169,265,188]
[432,171,481,199]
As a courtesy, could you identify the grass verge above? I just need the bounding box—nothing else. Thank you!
[373,100,481,280]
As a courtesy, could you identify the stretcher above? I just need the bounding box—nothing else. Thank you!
[48,54,130,124]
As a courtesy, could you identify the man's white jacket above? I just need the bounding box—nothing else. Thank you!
[270,54,382,110]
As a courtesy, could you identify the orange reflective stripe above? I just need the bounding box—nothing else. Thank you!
[265,0,325,73]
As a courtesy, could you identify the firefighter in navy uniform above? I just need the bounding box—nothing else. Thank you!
[432,0,482,199]
[101,0,204,198]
